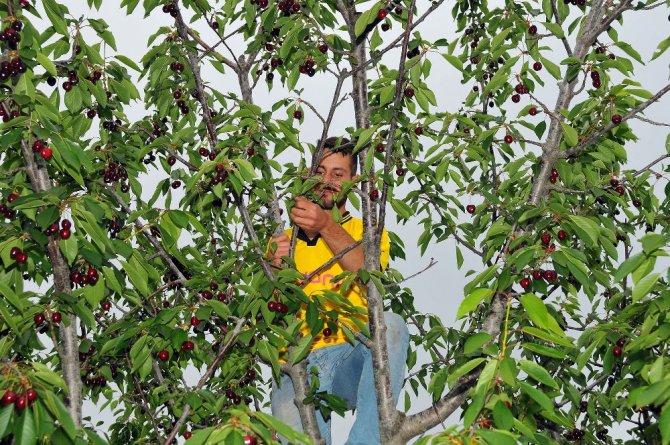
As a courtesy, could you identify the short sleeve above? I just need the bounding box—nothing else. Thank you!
[380,228,390,270]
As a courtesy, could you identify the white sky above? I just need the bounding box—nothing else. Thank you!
[26,0,670,443]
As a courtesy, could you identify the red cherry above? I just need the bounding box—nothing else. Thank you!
[158,350,169,361]
[375,143,385,153]
[541,232,551,245]
[34,313,45,326]
[609,178,619,187]
[59,228,71,239]
[51,311,62,323]
[243,435,257,445]
[369,189,379,201]
[557,230,567,241]
[528,25,538,35]
[511,94,521,103]
[16,252,28,264]
[543,270,553,281]
[184,431,192,439]
[190,316,200,327]
[7,193,19,202]
[377,9,388,20]
[318,44,328,53]
[533,61,542,71]
[616,337,625,347]
[10,246,20,259]
[25,388,37,402]
[61,219,72,230]
[293,110,303,120]
[613,346,622,358]
[632,199,642,208]
[404,87,415,98]
[414,126,423,136]
[268,301,278,311]
[520,278,531,289]
[322,327,332,337]
[532,270,543,280]
[101,301,111,311]
[182,340,194,351]
[41,147,53,159]
[504,135,513,144]
[615,186,625,196]
[529,106,538,116]
[1,390,16,406]
[466,204,476,214]
[396,167,405,177]
[14,395,27,410]
[611,114,622,125]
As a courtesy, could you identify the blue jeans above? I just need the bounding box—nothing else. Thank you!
[271,312,410,445]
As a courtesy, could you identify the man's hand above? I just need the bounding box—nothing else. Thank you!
[290,196,332,236]
[268,232,290,266]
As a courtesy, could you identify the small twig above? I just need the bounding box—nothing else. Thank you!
[632,115,670,127]
[127,355,163,442]
[632,154,669,178]
[300,240,362,286]
[163,317,247,445]
[297,98,326,124]
[547,185,588,194]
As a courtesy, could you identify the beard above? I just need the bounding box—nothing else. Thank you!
[319,188,347,210]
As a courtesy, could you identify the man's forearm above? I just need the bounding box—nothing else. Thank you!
[319,219,365,273]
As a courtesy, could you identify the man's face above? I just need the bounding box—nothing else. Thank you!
[314,149,355,210]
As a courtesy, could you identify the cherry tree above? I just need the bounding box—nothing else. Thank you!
[0,0,669,444]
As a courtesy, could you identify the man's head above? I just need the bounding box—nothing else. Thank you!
[313,136,357,211]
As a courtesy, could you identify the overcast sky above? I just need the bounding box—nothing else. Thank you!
[29,0,670,443]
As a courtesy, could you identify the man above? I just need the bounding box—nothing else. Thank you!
[268,137,409,445]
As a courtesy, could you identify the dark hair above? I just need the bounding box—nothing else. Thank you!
[318,136,357,175]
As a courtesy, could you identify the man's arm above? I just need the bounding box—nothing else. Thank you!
[291,196,364,273]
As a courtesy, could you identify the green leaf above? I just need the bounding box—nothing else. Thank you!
[379,85,395,107]
[36,53,57,76]
[477,429,518,445]
[114,55,142,72]
[632,273,660,303]
[354,7,373,37]
[354,127,376,151]
[613,252,645,282]
[652,37,670,61]
[447,358,486,387]
[615,41,643,64]
[456,288,493,319]
[14,408,36,445]
[560,122,579,146]
[233,158,256,182]
[492,401,514,430]
[287,334,313,365]
[43,0,69,35]
[543,22,564,38]
[441,54,463,71]
[0,405,12,438]
[641,233,666,254]
[519,360,559,389]
[522,326,574,348]
[660,405,670,445]
[518,380,554,412]
[567,215,600,248]
[519,294,565,337]
[58,235,78,264]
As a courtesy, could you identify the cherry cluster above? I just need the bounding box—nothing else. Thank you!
[549,167,560,184]
[590,69,601,89]
[0,19,23,51]
[267,300,288,313]
[1,387,38,411]
[70,265,100,287]
[142,150,157,165]
[62,70,81,92]
[298,59,317,77]
[102,118,122,132]
[101,160,129,192]
[563,428,585,442]
[0,192,18,219]
[511,82,530,103]
[169,61,185,73]
[108,220,122,238]
[209,163,229,186]
[81,365,109,387]
[277,0,301,15]
[0,57,27,83]
[161,2,179,16]
[609,177,625,196]
[596,429,609,441]
[45,218,72,240]
[31,139,53,160]
[0,106,20,123]
[33,310,62,331]
[249,0,270,9]
[9,247,27,265]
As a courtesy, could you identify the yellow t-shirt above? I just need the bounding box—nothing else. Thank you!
[286,212,390,351]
